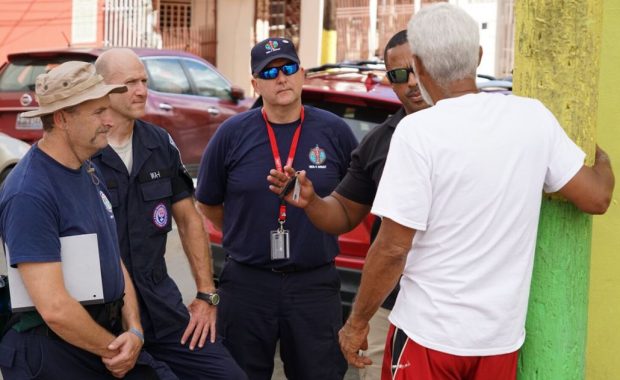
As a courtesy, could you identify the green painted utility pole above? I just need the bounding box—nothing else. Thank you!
[513,1,604,379]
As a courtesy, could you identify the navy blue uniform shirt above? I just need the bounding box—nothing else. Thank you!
[196,106,358,270]
[92,120,194,339]
[0,145,124,302]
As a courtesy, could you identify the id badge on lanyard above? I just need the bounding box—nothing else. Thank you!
[270,224,290,260]
[263,107,304,261]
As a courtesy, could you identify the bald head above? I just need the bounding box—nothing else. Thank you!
[95,48,148,121]
[95,48,142,80]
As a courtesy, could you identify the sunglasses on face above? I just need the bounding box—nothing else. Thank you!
[256,63,300,80]
[386,67,415,84]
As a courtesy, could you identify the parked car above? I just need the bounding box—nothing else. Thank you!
[0,132,30,185]
[0,48,252,176]
[206,62,513,319]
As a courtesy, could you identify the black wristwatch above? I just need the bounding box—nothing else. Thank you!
[196,291,220,306]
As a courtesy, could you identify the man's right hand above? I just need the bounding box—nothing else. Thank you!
[267,166,316,208]
[102,331,143,378]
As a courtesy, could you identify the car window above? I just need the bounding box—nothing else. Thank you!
[182,59,231,100]
[303,100,391,141]
[143,58,192,95]
[0,62,57,92]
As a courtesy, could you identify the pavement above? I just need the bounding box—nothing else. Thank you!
[0,224,360,380]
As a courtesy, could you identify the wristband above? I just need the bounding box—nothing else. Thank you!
[129,327,145,344]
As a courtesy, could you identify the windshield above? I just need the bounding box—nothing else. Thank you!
[303,100,392,141]
[0,56,92,92]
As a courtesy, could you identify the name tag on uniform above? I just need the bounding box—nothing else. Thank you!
[270,229,290,260]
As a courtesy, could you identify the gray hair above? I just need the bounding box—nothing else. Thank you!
[407,3,480,90]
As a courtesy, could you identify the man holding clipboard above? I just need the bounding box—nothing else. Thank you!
[0,62,165,379]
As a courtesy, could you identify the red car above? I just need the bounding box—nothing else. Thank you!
[0,48,251,175]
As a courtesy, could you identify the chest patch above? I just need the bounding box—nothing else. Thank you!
[152,203,169,228]
[308,145,327,169]
[99,190,114,219]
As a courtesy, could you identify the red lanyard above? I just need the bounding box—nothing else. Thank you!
[262,107,304,223]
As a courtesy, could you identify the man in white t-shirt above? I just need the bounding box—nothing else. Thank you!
[337,4,615,380]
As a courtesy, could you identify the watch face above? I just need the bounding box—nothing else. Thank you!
[210,293,220,306]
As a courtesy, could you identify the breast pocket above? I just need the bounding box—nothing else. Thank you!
[140,178,173,235]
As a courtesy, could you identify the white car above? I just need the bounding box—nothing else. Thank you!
[0,132,30,184]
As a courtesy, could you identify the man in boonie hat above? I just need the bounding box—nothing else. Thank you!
[0,61,168,379]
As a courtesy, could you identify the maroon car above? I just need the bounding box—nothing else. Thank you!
[0,48,251,175]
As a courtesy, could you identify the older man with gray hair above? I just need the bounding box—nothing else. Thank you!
[338,4,614,380]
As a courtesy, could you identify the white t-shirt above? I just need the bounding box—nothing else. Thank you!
[371,92,585,356]
[110,133,134,174]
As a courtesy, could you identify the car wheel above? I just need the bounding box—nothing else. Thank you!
[0,166,14,186]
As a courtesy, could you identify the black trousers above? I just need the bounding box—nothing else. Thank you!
[217,260,348,380]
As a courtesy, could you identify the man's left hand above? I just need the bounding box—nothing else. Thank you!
[339,317,372,368]
[181,298,217,350]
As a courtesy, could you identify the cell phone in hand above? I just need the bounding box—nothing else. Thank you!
[278,175,298,199]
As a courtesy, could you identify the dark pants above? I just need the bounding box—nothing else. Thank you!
[0,329,161,380]
[143,326,247,380]
[217,260,348,380]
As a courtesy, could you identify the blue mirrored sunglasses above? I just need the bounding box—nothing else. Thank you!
[257,63,300,80]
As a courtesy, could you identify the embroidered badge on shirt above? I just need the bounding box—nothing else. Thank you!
[308,145,327,169]
[153,203,168,228]
[99,190,114,219]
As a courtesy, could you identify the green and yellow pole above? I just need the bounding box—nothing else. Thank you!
[513,1,603,379]
[587,2,620,378]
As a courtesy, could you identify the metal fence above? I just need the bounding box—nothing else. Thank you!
[336,0,414,62]
[336,1,371,62]
[103,0,160,48]
[160,26,217,65]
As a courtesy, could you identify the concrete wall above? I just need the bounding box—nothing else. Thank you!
[586,1,620,378]
[216,0,255,96]
[298,0,324,70]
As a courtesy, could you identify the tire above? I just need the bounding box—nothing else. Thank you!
[0,166,14,186]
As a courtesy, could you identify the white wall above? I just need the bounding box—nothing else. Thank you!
[216,0,255,96]
[299,0,324,70]
[449,0,498,77]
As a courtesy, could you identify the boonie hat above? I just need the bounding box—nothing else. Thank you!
[251,37,300,75]
[21,61,127,118]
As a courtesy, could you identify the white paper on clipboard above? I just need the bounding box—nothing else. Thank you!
[6,233,104,312]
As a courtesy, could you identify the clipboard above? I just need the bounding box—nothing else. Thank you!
[5,233,104,312]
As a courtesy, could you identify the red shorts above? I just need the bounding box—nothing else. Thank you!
[382,324,518,380]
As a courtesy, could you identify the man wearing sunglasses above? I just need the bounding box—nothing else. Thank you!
[196,38,357,379]
[266,30,428,380]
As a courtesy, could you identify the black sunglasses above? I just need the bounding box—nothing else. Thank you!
[256,63,300,80]
[386,67,415,84]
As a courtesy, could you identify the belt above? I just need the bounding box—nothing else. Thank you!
[228,257,334,274]
[20,298,124,339]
